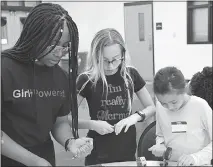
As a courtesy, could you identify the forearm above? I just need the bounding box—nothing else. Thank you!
[51,119,74,147]
[142,105,156,121]
[156,117,165,145]
[1,131,40,166]
[190,142,212,165]
[78,119,94,130]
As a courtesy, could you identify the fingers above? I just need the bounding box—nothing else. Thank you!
[114,118,133,135]
[86,138,93,147]
[184,159,193,166]
[74,144,92,159]
[148,145,155,151]
[177,155,187,166]
[79,145,89,155]
[106,125,114,133]
[148,145,164,157]
[124,124,130,133]
[178,155,194,166]
[71,148,87,159]
[149,146,157,156]
[98,123,114,135]
[114,124,124,135]
[88,138,93,147]
[114,121,126,135]
[78,137,93,150]
[68,138,92,155]
[99,129,113,135]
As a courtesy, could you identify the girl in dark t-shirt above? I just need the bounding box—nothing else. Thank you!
[71,28,156,165]
[1,3,93,166]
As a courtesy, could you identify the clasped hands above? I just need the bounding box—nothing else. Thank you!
[66,137,93,159]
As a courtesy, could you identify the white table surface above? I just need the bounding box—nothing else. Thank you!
[102,160,177,166]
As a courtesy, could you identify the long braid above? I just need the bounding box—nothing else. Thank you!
[67,17,79,139]
[1,3,80,138]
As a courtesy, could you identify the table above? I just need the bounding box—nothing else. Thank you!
[102,161,177,166]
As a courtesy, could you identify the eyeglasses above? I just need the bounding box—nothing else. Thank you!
[103,57,123,66]
[50,45,69,52]
[38,44,70,60]
[46,45,70,58]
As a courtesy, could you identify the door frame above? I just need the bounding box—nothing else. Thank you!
[124,1,155,78]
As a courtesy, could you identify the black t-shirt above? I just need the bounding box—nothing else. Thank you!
[77,66,146,163]
[1,56,70,147]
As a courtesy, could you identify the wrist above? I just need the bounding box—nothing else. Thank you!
[65,138,75,152]
[89,120,96,131]
[131,113,142,122]
[135,111,146,122]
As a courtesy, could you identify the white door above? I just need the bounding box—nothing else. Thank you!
[124,2,154,82]
[124,2,155,146]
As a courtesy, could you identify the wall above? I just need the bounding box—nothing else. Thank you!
[153,1,212,79]
[2,1,212,78]
[1,11,28,50]
[53,1,212,78]
[47,1,125,52]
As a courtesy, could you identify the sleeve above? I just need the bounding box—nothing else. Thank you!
[57,91,70,117]
[76,73,90,98]
[128,67,146,92]
[1,61,13,114]
[190,101,212,166]
[155,103,165,145]
[57,68,71,117]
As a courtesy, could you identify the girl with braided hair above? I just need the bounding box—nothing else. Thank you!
[73,28,155,165]
[1,3,93,166]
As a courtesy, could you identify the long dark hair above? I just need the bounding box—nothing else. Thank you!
[1,3,79,138]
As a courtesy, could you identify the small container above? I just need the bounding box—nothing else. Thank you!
[164,147,172,160]
[137,157,147,166]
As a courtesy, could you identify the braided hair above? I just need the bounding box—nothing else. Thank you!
[1,3,79,138]
[190,67,212,109]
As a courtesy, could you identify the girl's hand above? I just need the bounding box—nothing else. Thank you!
[91,120,114,135]
[67,137,93,159]
[148,144,166,157]
[114,114,140,135]
[177,154,195,166]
